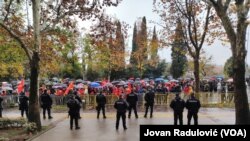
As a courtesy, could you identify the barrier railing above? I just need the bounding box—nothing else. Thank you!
[0,92,241,109]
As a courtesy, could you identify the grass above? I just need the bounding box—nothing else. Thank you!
[52,105,68,113]
[202,103,235,108]
[0,126,50,141]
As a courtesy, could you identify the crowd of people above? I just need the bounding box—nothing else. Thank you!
[1,76,249,130]
[0,84,202,130]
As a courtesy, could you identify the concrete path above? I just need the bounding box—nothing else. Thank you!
[30,108,235,141]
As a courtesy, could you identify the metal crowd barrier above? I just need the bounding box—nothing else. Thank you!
[0,92,240,109]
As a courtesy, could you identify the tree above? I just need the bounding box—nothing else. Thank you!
[130,23,138,65]
[90,15,128,81]
[148,26,160,70]
[143,60,168,78]
[0,29,27,80]
[138,16,148,61]
[154,0,215,92]
[208,0,250,124]
[129,17,149,78]
[224,57,233,78]
[110,21,126,80]
[0,0,121,130]
[170,19,187,79]
[187,52,217,78]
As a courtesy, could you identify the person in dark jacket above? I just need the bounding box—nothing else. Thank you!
[186,93,201,125]
[114,95,128,130]
[144,87,155,118]
[74,90,82,119]
[170,94,185,125]
[67,95,81,130]
[40,89,53,119]
[126,89,138,118]
[19,92,29,118]
[96,90,107,119]
[0,95,3,118]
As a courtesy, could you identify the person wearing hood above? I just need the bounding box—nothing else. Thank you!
[170,93,185,125]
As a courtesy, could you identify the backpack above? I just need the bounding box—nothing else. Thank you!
[67,99,76,109]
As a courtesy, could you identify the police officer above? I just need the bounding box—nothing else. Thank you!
[170,93,185,125]
[144,87,155,118]
[186,93,201,125]
[96,90,107,119]
[0,95,3,118]
[126,89,138,119]
[40,89,53,119]
[74,91,82,119]
[114,95,128,130]
[19,91,29,118]
[67,94,81,130]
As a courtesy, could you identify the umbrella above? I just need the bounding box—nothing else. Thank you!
[164,79,169,83]
[90,82,101,88]
[104,83,113,87]
[75,83,84,89]
[155,78,164,81]
[76,79,83,84]
[170,79,178,82]
[127,80,134,83]
[2,87,13,91]
[117,81,126,86]
[111,81,120,85]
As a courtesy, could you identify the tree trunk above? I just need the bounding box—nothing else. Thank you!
[28,52,41,130]
[233,24,249,124]
[29,0,42,130]
[193,57,200,92]
[233,57,250,124]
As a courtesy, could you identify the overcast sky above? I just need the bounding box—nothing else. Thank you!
[104,0,250,66]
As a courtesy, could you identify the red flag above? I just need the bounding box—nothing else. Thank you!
[17,79,25,94]
[64,82,74,95]
[113,87,119,97]
[125,83,132,95]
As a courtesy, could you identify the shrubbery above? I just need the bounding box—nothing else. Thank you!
[24,122,37,134]
[0,118,26,129]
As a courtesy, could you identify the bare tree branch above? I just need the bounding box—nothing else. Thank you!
[175,0,188,18]
[42,1,97,32]
[199,6,211,49]
[191,14,198,46]
[3,0,14,22]
[0,23,32,61]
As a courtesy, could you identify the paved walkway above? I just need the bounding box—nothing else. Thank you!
[22,108,236,141]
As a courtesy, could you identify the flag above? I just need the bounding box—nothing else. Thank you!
[64,82,74,95]
[125,83,132,95]
[17,79,25,94]
[113,87,119,97]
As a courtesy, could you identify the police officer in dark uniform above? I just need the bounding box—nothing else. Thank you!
[170,93,185,125]
[96,90,107,119]
[67,94,81,130]
[40,89,53,119]
[19,91,29,118]
[0,95,3,118]
[186,93,201,125]
[126,89,138,118]
[144,87,155,118]
[73,91,82,119]
[114,95,128,130]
